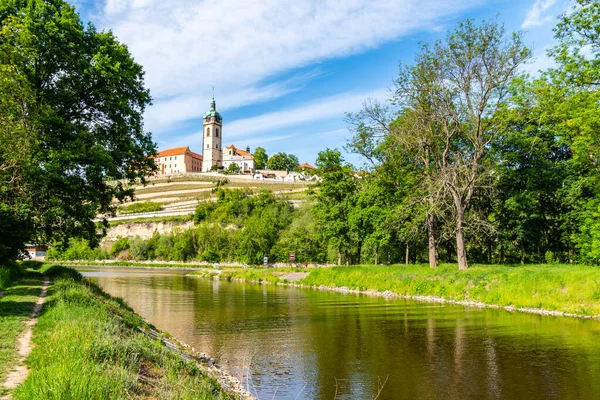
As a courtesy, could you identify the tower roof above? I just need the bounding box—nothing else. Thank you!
[203,95,222,121]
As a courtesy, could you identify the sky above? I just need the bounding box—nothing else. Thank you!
[71,0,570,167]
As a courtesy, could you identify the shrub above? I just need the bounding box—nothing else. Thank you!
[110,237,130,258]
[118,201,163,215]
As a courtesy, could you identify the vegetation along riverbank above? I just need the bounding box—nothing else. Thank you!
[0,263,248,399]
[193,264,600,318]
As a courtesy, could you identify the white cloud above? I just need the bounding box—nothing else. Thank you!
[161,88,387,152]
[91,0,482,133]
[522,0,557,28]
[225,89,388,139]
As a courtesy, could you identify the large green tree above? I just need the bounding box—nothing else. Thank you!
[0,0,156,263]
[253,147,268,169]
[313,148,357,265]
[393,19,530,269]
[267,152,299,171]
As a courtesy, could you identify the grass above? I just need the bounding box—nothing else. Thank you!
[105,214,193,227]
[196,263,600,316]
[0,273,44,390]
[9,265,236,399]
[118,201,164,214]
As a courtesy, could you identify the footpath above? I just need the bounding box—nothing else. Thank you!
[0,276,49,399]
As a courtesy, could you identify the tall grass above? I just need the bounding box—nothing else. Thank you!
[12,265,236,399]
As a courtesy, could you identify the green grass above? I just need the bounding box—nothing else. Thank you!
[200,263,600,316]
[118,201,163,214]
[10,265,236,399]
[105,214,193,227]
[0,275,44,389]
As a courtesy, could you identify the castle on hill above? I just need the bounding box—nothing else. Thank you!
[154,96,314,177]
[154,96,255,174]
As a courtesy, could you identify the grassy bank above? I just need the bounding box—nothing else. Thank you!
[7,265,237,399]
[0,274,44,388]
[196,264,600,317]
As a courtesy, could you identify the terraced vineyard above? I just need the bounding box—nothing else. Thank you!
[103,174,311,224]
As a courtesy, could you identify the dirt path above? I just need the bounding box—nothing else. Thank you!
[1,276,50,396]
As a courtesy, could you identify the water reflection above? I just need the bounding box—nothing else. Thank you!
[80,267,600,400]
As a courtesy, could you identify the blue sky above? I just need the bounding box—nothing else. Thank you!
[72,0,568,167]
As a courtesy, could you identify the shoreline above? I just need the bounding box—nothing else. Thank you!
[192,268,600,321]
[7,265,253,399]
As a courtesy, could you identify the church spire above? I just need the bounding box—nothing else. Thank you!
[203,88,221,121]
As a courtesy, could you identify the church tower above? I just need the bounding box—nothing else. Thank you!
[202,95,223,172]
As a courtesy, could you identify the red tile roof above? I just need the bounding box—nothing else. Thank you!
[225,144,254,159]
[190,151,203,160]
[156,147,189,157]
[299,163,315,169]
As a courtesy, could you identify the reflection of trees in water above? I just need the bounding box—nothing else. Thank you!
[91,272,600,400]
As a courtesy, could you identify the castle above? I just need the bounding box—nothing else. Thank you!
[154,96,255,174]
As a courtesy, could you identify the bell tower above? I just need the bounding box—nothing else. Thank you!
[202,94,223,172]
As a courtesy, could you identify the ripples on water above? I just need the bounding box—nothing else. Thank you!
[80,267,600,400]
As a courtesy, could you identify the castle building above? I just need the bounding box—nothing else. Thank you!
[154,96,254,174]
[154,146,203,175]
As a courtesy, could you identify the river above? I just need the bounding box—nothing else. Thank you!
[80,267,600,399]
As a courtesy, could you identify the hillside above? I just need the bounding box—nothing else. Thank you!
[102,173,311,224]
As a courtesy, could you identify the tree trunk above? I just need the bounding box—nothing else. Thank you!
[427,214,438,268]
[375,248,379,265]
[337,251,342,266]
[500,245,505,264]
[568,244,574,264]
[405,244,409,265]
[456,208,468,270]
[520,244,525,264]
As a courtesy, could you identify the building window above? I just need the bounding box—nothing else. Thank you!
[216,128,219,137]
[206,144,209,149]
[215,144,218,149]
[206,127,211,137]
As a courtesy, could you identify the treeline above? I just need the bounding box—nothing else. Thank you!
[319,3,600,268]
[49,189,329,264]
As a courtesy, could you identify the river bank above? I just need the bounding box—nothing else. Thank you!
[0,264,251,399]
[192,264,600,318]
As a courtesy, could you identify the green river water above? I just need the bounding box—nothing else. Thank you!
[80,267,600,399]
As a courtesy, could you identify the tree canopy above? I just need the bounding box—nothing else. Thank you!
[0,0,156,263]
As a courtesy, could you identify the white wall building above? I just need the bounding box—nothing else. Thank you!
[154,146,203,175]
[222,145,255,172]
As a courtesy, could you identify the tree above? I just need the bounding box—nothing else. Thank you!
[227,163,241,174]
[393,19,530,269]
[544,0,600,264]
[0,0,156,263]
[267,152,299,171]
[313,149,357,265]
[253,147,268,169]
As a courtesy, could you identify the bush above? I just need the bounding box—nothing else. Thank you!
[110,237,130,258]
[118,201,163,215]
[129,236,150,260]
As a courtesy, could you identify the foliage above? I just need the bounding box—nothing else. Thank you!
[267,152,299,171]
[253,147,268,169]
[110,238,130,258]
[118,201,163,215]
[0,0,156,265]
